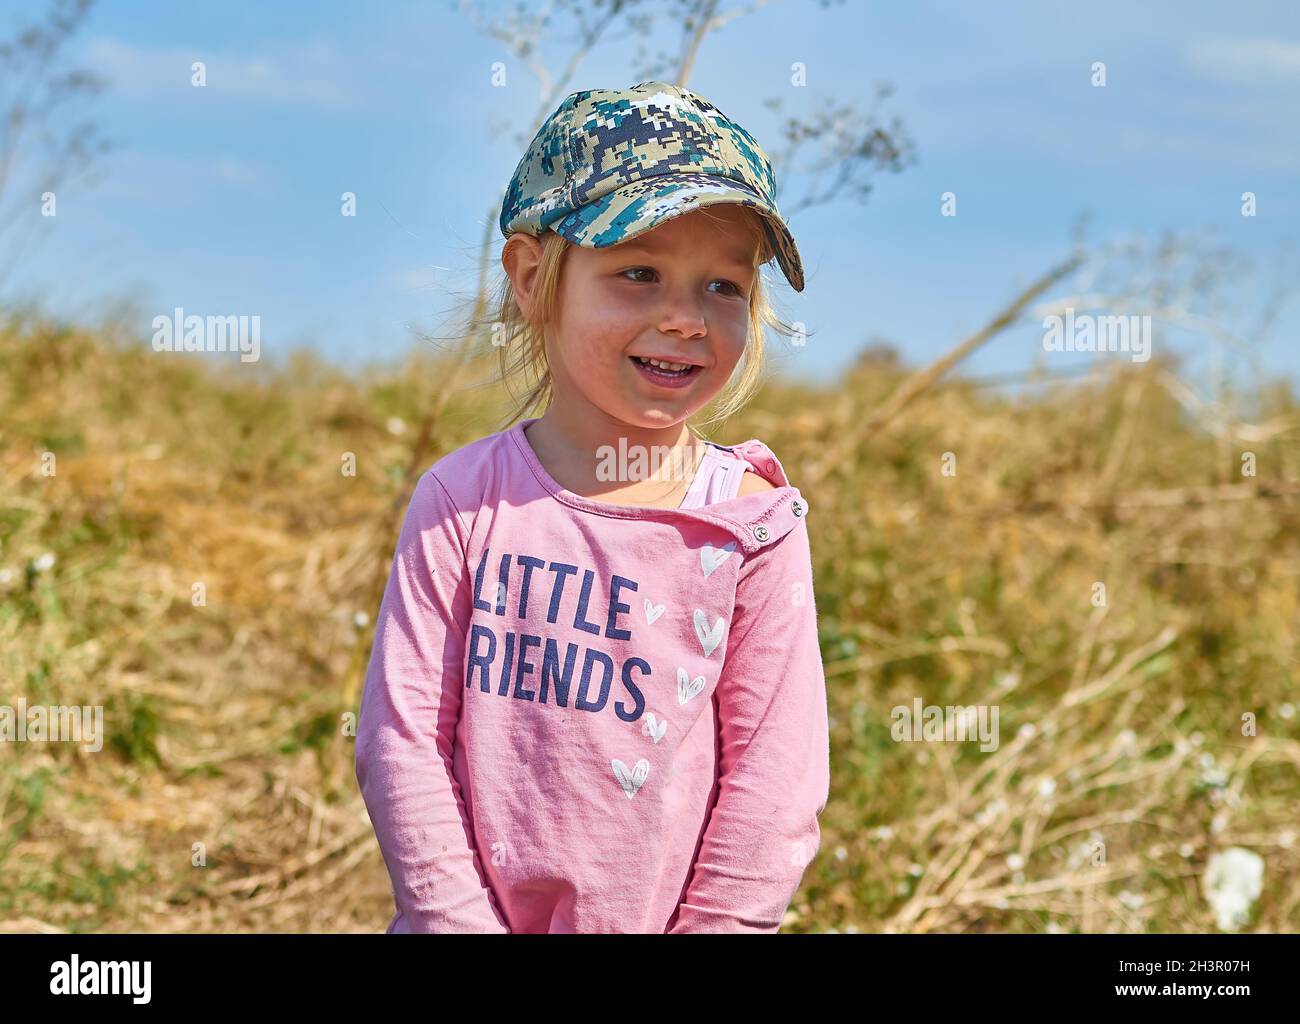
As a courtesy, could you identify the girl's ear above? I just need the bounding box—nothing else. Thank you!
[502,232,543,320]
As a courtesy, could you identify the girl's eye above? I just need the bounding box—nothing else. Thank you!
[619,268,745,297]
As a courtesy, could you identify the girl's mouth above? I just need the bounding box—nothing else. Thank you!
[629,356,701,390]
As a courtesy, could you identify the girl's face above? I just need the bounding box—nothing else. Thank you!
[543,204,760,432]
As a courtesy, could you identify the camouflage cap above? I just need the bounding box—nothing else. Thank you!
[499,80,805,292]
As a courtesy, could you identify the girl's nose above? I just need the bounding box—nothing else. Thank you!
[656,297,708,339]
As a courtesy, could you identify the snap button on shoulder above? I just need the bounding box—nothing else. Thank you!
[753,525,769,542]
[791,499,804,517]
[764,458,776,474]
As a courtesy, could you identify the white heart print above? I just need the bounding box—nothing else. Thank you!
[676,667,706,705]
[693,609,725,657]
[641,713,668,743]
[612,758,650,799]
[700,540,736,579]
[643,598,665,625]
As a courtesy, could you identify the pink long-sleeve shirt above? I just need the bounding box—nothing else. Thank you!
[355,416,831,933]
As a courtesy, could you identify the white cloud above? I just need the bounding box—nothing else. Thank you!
[1186,38,1300,86]
[83,37,363,110]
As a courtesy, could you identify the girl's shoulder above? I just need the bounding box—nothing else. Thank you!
[421,425,808,558]
[736,468,778,497]
[703,436,798,491]
[415,426,515,509]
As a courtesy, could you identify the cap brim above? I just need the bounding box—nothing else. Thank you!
[550,173,805,292]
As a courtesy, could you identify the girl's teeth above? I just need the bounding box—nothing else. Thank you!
[636,357,691,371]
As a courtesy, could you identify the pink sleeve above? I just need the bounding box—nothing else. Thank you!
[667,516,832,933]
[355,470,510,933]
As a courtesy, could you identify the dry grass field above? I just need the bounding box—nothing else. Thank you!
[1,310,1298,932]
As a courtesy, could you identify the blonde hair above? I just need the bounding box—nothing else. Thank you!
[478,205,802,437]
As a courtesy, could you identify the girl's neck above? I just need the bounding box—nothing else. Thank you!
[529,409,700,454]
[522,412,707,508]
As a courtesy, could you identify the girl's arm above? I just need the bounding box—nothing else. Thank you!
[355,470,510,933]
[667,516,832,933]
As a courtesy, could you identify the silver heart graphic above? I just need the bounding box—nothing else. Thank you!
[612,758,650,799]
[676,666,706,705]
[643,598,665,625]
[693,609,725,657]
[699,540,737,579]
[641,713,668,743]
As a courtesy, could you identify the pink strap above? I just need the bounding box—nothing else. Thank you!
[678,445,750,509]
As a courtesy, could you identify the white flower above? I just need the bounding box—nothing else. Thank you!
[975,797,1008,826]
[32,552,55,573]
[908,862,923,877]
[1037,777,1057,798]
[1203,847,1264,932]
[1018,723,1037,741]
[1179,843,1195,859]
[1006,853,1026,871]
[353,611,370,629]
[1279,703,1295,720]
[386,417,406,435]
[0,568,13,587]
[1199,767,1229,788]
[871,825,894,841]
[1118,889,1145,912]
[835,846,848,861]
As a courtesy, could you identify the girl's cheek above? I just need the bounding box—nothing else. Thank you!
[715,311,750,351]
[582,308,644,346]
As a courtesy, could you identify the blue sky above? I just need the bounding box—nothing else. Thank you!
[4,0,1298,392]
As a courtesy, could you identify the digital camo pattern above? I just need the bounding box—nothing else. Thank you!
[499,80,805,292]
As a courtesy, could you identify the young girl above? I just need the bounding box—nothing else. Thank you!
[355,80,830,934]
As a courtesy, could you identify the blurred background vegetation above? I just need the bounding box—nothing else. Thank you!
[2,306,1298,932]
